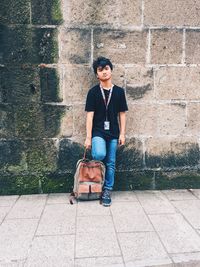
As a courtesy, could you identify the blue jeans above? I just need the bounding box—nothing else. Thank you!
[91,136,118,191]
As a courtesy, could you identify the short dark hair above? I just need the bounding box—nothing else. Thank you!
[92,57,113,74]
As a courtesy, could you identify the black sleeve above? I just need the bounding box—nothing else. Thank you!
[85,89,95,111]
[119,89,128,112]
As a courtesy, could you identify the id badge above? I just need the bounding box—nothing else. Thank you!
[104,121,110,130]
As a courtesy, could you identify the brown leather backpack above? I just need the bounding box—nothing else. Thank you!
[70,150,105,204]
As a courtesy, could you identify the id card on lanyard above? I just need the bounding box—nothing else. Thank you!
[100,84,113,130]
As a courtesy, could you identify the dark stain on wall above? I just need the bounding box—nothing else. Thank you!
[126,83,152,100]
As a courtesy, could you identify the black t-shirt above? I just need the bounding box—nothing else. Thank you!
[85,84,128,140]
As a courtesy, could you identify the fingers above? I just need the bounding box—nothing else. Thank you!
[84,141,91,150]
[118,138,125,146]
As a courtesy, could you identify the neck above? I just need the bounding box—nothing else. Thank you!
[100,80,113,90]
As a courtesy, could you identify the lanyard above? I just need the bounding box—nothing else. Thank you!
[100,84,113,120]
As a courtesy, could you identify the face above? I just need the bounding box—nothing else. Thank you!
[96,65,112,81]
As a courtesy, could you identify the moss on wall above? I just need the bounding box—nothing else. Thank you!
[31,0,63,25]
[0,0,30,25]
[0,26,58,64]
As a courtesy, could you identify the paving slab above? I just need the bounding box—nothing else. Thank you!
[0,207,11,224]
[118,232,172,267]
[149,261,200,267]
[149,213,200,253]
[24,235,74,267]
[76,215,115,233]
[0,260,26,266]
[111,202,153,232]
[77,201,110,217]
[74,256,124,267]
[1,191,200,266]
[7,195,47,219]
[172,200,200,229]
[136,191,176,214]
[170,252,200,264]
[0,219,38,262]
[47,193,70,205]
[191,189,200,199]
[0,196,19,207]
[111,191,138,202]
[162,189,197,201]
[76,232,121,258]
[36,203,76,235]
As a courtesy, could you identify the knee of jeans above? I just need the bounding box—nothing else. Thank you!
[92,151,106,161]
[106,161,115,169]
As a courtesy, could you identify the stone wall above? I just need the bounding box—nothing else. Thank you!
[1,0,200,194]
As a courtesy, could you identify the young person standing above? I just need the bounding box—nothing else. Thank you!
[84,57,128,207]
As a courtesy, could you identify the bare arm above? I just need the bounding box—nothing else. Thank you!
[84,111,94,149]
[118,112,126,146]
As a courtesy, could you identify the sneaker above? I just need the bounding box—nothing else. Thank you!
[101,189,112,207]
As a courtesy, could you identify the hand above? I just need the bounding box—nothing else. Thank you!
[84,137,92,150]
[118,134,125,146]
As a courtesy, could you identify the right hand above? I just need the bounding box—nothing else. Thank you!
[84,137,92,150]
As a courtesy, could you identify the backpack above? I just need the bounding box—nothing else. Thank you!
[69,150,105,204]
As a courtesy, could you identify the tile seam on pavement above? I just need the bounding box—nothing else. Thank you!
[169,198,200,237]
[74,201,78,261]
[110,205,126,267]
[23,193,49,266]
[0,195,20,226]
[135,191,174,265]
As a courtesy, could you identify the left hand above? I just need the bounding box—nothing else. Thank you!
[118,134,125,146]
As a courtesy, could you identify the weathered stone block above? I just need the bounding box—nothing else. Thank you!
[0,67,10,102]
[14,103,70,138]
[0,104,15,138]
[145,137,199,168]
[155,67,200,100]
[144,0,200,27]
[0,140,24,169]
[93,29,147,64]
[58,139,84,172]
[63,0,141,27]
[0,26,58,64]
[155,171,200,190]
[115,171,154,190]
[0,174,40,195]
[112,65,125,88]
[31,0,63,25]
[187,103,200,135]
[0,0,30,24]
[43,104,73,137]
[125,66,154,101]
[157,103,186,135]
[25,139,57,172]
[42,173,73,193]
[73,104,86,137]
[0,66,40,103]
[59,28,91,64]
[33,28,59,63]
[126,104,157,136]
[14,104,45,138]
[116,138,143,170]
[0,25,32,64]
[40,67,62,102]
[59,106,73,138]
[185,30,200,64]
[63,65,95,104]
[151,29,182,64]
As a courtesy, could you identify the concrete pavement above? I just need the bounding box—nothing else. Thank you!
[1,190,200,266]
